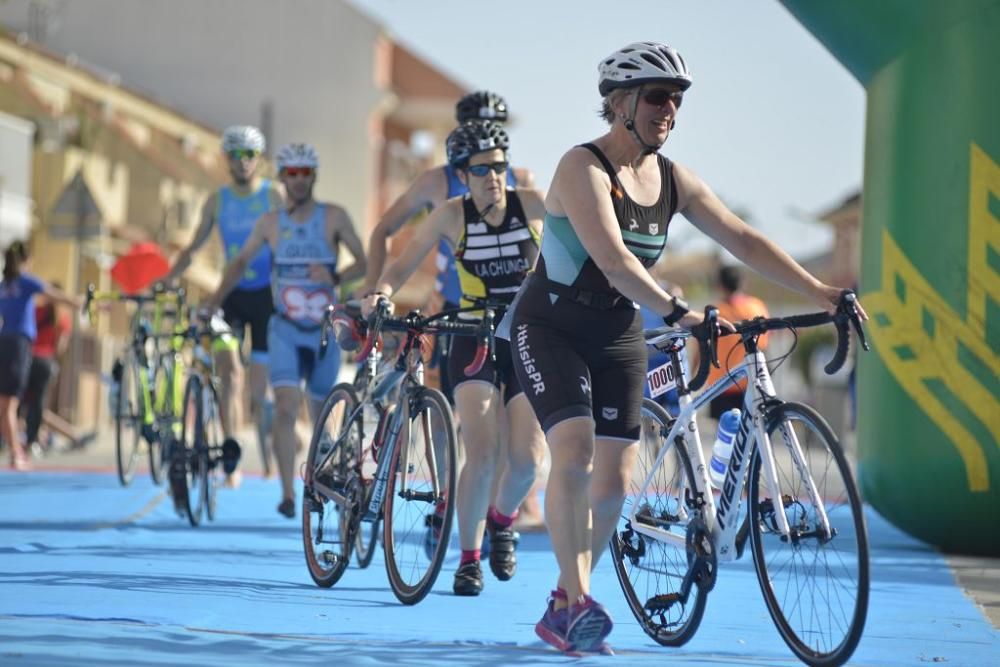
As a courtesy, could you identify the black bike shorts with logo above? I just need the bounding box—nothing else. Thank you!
[509,283,646,441]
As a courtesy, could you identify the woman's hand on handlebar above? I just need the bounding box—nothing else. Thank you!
[678,308,734,336]
[813,283,868,320]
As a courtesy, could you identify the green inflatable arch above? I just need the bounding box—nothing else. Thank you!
[781,0,1000,555]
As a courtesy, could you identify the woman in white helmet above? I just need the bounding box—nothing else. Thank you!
[508,41,864,654]
[207,142,367,518]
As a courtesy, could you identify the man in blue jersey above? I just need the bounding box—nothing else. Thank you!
[207,143,367,518]
[166,125,282,480]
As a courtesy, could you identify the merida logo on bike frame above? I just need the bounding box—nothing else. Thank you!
[717,408,754,529]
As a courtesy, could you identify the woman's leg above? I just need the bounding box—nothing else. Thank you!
[494,394,546,517]
[543,416,597,606]
[454,382,502,552]
[1,395,26,466]
[24,358,54,449]
[589,437,639,568]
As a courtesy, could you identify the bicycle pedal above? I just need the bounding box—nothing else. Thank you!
[221,437,241,474]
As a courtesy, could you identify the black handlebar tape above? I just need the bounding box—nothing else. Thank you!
[824,316,851,375]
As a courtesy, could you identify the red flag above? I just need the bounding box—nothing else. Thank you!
[110,242,170,294]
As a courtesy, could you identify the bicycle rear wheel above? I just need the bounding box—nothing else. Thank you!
[114,354,142,487]
[383,387,456,605]
[148,355,174,486]
[611,399,708,646]
[302,383,361,588]
[178,375,207,527]
[749,401,869,667]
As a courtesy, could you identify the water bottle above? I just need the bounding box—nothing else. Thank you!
[709,408,741,488]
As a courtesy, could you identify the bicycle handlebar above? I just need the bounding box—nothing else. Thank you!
[328,297,495,375]
[686,290,869,392]
[83,282,186,321]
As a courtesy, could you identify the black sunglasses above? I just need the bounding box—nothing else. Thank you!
[466,161,509,177]
[642,89,684,109]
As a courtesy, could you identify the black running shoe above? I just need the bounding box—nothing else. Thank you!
[486,515,519,581]
[453,560,484,596]
[277,498,295,518]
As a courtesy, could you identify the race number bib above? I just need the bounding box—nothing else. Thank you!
[281,287,332,323]
[646,361,677,398]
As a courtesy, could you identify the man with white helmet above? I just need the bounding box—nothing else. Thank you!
[167,125,282,481]
[206,143,367,518]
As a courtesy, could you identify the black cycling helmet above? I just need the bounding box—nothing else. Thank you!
[446,120,510,168]
[455,90,509,123]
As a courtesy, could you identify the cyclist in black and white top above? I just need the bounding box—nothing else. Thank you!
[363,121,547,597]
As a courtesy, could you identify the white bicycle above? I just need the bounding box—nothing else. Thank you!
[612,292,870,667]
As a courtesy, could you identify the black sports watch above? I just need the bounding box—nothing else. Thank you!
[661,296,690,326]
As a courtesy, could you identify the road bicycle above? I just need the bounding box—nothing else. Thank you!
[167,310,242,527]
[613,292,870,666]
[301,300,491,604]
[85,284,186,486]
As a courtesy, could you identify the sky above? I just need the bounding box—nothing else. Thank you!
[349,0,867,260]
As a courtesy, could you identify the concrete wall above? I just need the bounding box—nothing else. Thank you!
[0,0,388,232]
[0,109,33,245]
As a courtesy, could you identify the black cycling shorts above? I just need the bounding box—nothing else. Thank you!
[222,286,273,357]
[510,281,646,441]
[448,334,523,405]
[0,334,32,398]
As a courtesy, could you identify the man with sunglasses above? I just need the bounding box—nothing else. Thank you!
[166,125,282,483]
[508,41,863,654]
[207,143,367,519]
[363,120,546,597]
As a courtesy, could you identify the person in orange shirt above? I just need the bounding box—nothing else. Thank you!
[705,265,769,419]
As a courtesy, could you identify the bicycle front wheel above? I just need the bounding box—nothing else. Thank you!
[114,355,142,487]
[383,387,456,605]
[302,383,361,588]
[750,401,869,667]
[178,375,207,527]
[611,398,707,646]
[201,380,223,522]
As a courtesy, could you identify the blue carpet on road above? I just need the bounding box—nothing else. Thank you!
[0,471,996,665]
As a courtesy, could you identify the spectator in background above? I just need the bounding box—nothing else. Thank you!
[0,242,80,469]
[18,283,96,455]
[705,265,769,419]
[21,286,71,454]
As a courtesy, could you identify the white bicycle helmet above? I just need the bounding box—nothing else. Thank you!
[275,143,319,170]
[598,42,692,96]
[221,125,266,153]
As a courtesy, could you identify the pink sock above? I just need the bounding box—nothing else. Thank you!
[488,506,518,528]
[460,549,481,565]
